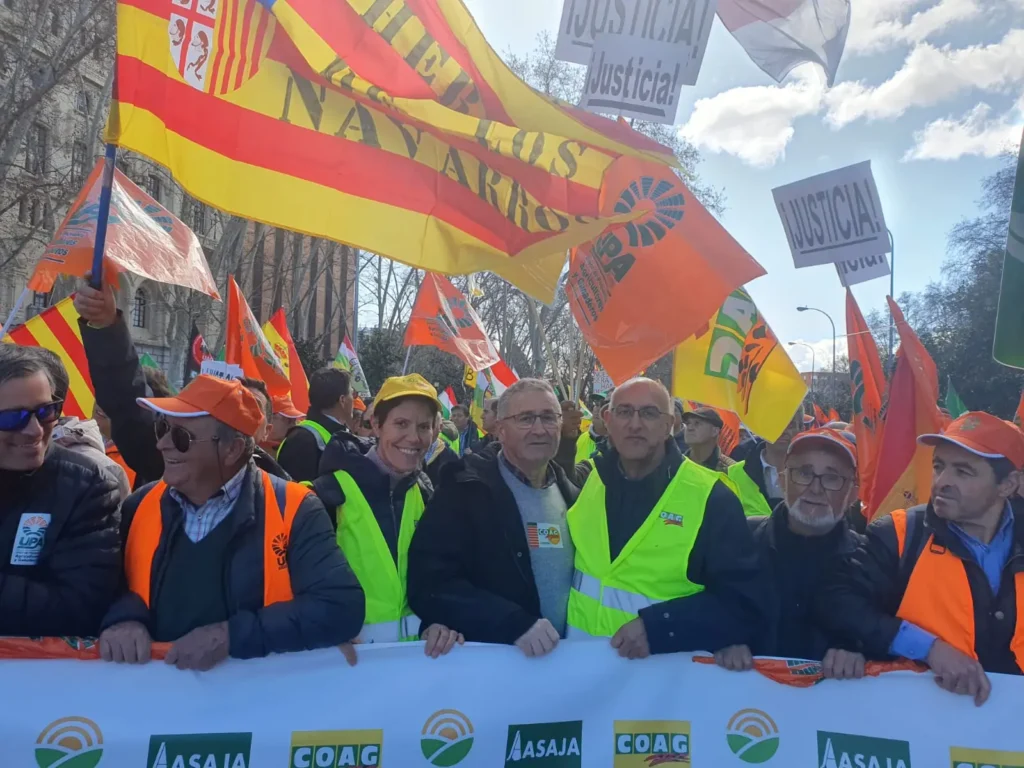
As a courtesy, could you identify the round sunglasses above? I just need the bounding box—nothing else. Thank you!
[154,416,219,453]
[0,401,64,432]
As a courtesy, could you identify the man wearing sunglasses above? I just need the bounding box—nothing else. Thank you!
[0,345,122,638]
[98,375,365,671]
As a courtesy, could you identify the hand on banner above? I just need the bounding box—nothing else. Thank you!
[422,624,465,659]
[714,644,754,672]
[74,273,117,329]
[822,649,866,680]
[611,618,650,660]
[99,621,153,664]
[515,619,560,658]
[339,642,358,667]
[165,621,230,672]
[927,640,991,706]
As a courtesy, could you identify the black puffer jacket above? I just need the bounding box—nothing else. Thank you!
[278,409,357,483]
[318,427,374,478]
[101,466,365,658]
[0,445,121,637]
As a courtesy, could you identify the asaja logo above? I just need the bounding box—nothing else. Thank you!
[817,731,910,768]
[35,717,104,768]
[950,746,1024,767]
[147,732,252,768]
[505,720,582,766]
[290,730,383,767]
[421,710,474,767]
[614,721,691,766]
[726,709,779,764]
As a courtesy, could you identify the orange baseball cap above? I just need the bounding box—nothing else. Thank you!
[272,393,305,420]
[352,396,367,413]
[138,374,264,437]
[918,411,1024,470]
[788,427,857,468]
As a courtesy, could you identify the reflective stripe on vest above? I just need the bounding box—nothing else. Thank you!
[727,462,773,518]
[575,432,597,464]
[891,508,1024,671]
[276,420,332,459]
[333,470,425,643]
[125,470,307,608]
[565,460,717,638]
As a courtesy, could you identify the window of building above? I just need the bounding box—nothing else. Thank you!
[135,343,170,370]
[116,157,129,177]
[24,123,48,174]
[50,8,61,35]
[31,291,50,310]
[188,197,207,234]
[75,90,91,115]
[17,195,28,224]
[71,141,88,185]
[18,195,42,226]
[145,174,162,203]
[131,289,147,328]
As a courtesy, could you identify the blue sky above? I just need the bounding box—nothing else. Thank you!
[464,0,1024,372]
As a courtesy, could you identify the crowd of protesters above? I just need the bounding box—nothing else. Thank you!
[0,278,1021,706]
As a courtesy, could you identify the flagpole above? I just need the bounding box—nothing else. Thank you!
[89,144,118,288]
[0,287,30,338]
[886,228,896,371]
[401,346,412,375]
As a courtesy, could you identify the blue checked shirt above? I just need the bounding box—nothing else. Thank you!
[168,464,251,543]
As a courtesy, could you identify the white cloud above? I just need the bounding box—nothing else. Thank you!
[825,29,1024,127]
[679,68,825,168]
[848,0,983,54]
[903,98,1024,160]
[785,338,850,374]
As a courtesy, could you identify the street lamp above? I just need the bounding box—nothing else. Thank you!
[788,342,816,396]
[797,306,837,408]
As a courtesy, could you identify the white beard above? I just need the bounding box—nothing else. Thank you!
[789,498,842,533]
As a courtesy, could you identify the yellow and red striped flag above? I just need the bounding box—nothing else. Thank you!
[2,298,95,419]
[107,0,677,302]
[262,308,310,413]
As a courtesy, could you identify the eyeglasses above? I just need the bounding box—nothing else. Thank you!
[503,411,562,430]
[0,401,63,432]
[611,405,668,424]
[154,417,218,453]
[787,467,850,492]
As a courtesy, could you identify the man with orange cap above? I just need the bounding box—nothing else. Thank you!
[98,375,365,671]
[819,412,1024,705]
[266,393,305,453]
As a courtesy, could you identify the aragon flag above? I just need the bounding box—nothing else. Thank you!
[263,309,310,414]
[845,289,885,508]
[108,0,677,302]
[225,277,291,396]
[404,274,499,372]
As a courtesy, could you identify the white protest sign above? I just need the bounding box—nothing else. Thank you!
[593,367,614,394]
[772,161,891,268]
[836,254,891,287]
[200,359,244,380]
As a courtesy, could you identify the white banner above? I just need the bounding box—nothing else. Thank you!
[772,161,891,269]
[5,643,1023,768]
[836,254,891,287]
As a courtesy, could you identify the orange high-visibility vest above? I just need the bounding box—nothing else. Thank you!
[106,446,136,488]
[125,470,309,608]
[891,508,1024,671]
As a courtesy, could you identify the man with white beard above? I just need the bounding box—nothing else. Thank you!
[714,428,867,679]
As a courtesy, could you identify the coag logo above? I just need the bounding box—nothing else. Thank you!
[950,746,1024,767]
[290,730,383,767]
[817,731,910,768]
[35,717,104,768]
[613,720,690,766]
[659,512,683,527]
[726,709,779,764]
[421,710,474,767]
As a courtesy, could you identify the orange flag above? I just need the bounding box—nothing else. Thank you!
[846,290,886,508]
[225,277,290,396]
[263,309,310,414]
[828,408,841,422]
[868,298,943,520]
[716,409,742,456]
[1016,391,1023,427]
[567,158,765,384]
[404,274,499,372]
[813,403,828,427]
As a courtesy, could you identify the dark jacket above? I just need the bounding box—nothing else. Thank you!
[553,431,597,488]
[591,443,771,654]
[101,466,365,658]
[731,438,782,511]
[816,503,1024,674]
[79,314,289,486]
[277,409,351,483]
[747,507,861,659]
[458,419,485,456]
[318,427,374,477]
[407,450,580,644]
[0,445,121,637]
[425,442,459,489]
[685,445,736,474]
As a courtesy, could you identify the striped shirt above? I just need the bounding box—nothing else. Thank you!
[168,464,251,543]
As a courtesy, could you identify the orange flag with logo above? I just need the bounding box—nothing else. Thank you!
[868,298,943,520]
[846,289,886,507]
[404,273,499,372]
[262,309,310,414]
[225,277,290,396]
[716,408,742,456]
[567,158,765,384]
[813,403,828,427]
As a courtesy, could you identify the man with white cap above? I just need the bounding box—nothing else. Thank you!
[98,375,365,671]
[819,412,1024,705]
[715,428,865,679]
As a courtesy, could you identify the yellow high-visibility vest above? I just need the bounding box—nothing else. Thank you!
[726,461,773,518]
[574,432,598,464]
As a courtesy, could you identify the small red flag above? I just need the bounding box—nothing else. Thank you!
[264,309,310,414]
[225,277,290,396]
[404,274,499,372]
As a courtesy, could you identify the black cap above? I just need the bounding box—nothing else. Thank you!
[683,406,723,429]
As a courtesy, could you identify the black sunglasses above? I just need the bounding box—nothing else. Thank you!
[154,416,218,453]
[0,401,64,432]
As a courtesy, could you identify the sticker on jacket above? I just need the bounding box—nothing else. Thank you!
[10,513,51,566]
[526,523,564,549]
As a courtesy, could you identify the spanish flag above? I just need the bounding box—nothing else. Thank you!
[2,298,95,420]
[262,308,310,413]
[108,0,677,302]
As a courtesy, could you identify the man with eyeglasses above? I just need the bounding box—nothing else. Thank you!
[0,345,121,638]
[98,374,365,671]
[714,428,866,679]
[565,377,769,659]
[409,379,580,657]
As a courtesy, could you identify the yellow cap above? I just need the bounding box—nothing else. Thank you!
[373,374,440,410]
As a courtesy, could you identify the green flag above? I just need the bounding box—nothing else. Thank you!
[994,128,1024,369]
[944,377,968,418]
